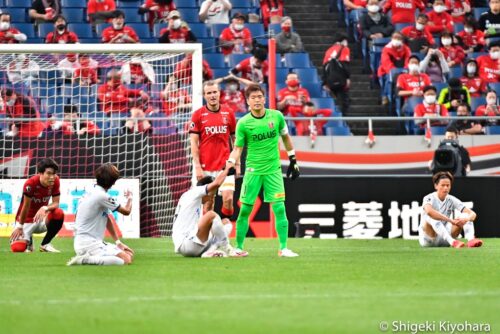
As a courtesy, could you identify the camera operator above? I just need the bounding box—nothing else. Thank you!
[429,126,471,177]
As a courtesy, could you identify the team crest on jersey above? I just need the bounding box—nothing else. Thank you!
[268,122,274,129]
[189,122,195,129]
[222,116,228,124]
[25,186,31,192]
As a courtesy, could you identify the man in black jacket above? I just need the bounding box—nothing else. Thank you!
[360,0,394,42]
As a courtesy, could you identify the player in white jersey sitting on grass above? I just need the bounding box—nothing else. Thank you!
[419,171,483,248]
[172,165,247,258]
[67,163,135,266]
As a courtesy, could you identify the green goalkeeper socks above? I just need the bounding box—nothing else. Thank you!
[272,202,288,250]
[236,203,253,249]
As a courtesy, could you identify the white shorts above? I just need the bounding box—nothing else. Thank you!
[75,240,122,257]
[418,222,452,247]
[19,221,47,241]
[191,167,235,195]
[177,234,216,257]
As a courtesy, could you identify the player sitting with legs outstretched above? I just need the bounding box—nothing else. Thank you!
[172,165,247,258]
[419,171,483,248]
[10,158,65,253]
[67,163,134,266]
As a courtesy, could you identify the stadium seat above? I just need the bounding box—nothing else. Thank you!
[6,0,30,7]
[324,118,344,128]
[212,68,231,78]
[284,53,312,68]
[228,54,252,68]
[471,97,486,113]
[7,8,27,23]
[117,0,142,8]
[78,38,101,43]
[178,8,199,23]
[62,8,85,23]
[394,23,412,32]
[485,125,500,135]
[325,126,352,136]
[433,82,447,95]
[187,23,209,38]
[488,82,500,95]
[153,24,167,38]
[246,23,266,39]
[210,23,229,38]
[473,7,488,20]
[294,68,320,83]
[68,23,94,38]
[311,97,335,111]
[204,53,226,68]
[122,9,145,23]
[37,23,53,38]
[128,23,151,39]
[176,0,198,7]
[467,52,487,60]
[14,23,35,38]
[199,38,217,52]
[404,97,423,116]
[62,0,86,7]
[430,126,447,135]
[453,24,464,34]
[255,38,269,47]
[231,0,254,8]
[448,67,462,79]
[95,23,112,36]
[268,23,282,35]
[275,68,290,83]
[300,82,323,98]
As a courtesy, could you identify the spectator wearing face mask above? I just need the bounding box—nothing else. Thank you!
[475,90,500,125]
[397,55,431,113]
[0,13,27,44]
[199,0,231,24]
[45,15,79,44]
[160,75,192,116]
[230,48,268,84]
[382,0,424,24]
[141,0,177,29]
[414,85,449,131]
[450,103,484,134]
[101,10,140,44]
[275,17,304,54]
[277,72,310,117]
[2,88,44,138]
[360,0,394,42]
[439,32,465,68]
[445,0,471,24]
[478,0,500,37]
[159,10,197,43]
[218,75,247,115]
[401,14,435,53]
[49,105,101,137]
[460,59,487,97]
[420,48,449,83]
[73,54,99,86]
[87,0,116,25]
[457,19,486,53]
[219,12,253,57]
[476,41,500,83]
[427,0,454,34]
[438,77,471,113]
[29,0,61,24]
[323,33,351,64]
[378,32,411,104]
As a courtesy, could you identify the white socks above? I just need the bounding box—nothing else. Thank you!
[463,221,475,241]
[211,217,229,247]
[83,256,125,266]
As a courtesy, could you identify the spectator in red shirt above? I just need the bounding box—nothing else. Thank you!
[457,19,486,53]
[0,13,27,44]
[140,0,176,30]
[87,0,116,25]
[219,76,247,115]
[230,48,268,84]
[295,101,332,136]
[476,41,500,83]
[475,90,500,125]
[45,15,79,44]
[60,105,100,136]
[378,32,411,103]
[173,53,213,85]
[277,72,311,117]
[401,14,435,53]
[344,0,368,25]
[260,0,284,29]
[160,76,192,116]
[121,58,156,86]
[439,32,465,68]
[97,69,149,116]
[73,54,99,86]
[414,85,449,132]
[383,0,424,24]
[219,12,253,57]
[445,0,471,24]
[323,34,351,65]
[397,55,432,114]
[427,0,454,34]
[159,10,197,43]
[101,10,140,44]
[124,108,152,134]
[2,88,44,138]
[460,59,487,97]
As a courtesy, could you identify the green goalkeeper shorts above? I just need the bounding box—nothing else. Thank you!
[240,171,285,204]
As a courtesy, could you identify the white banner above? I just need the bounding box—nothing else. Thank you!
[0,179,141,238]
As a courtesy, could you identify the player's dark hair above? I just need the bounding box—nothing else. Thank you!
[37,158,59,174]
[95,163,120,189]
[196,176,214,186]
[244,84,266,99]
[252,48,267,62]
[432,171,454,185]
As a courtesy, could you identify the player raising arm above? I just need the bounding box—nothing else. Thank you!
[172,165,247,258]
[10,158,65,253]
[226,84,300,257]
[419,171,483,248]
[67,163,134,266]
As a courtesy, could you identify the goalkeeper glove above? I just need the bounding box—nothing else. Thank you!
[286,155,300,180]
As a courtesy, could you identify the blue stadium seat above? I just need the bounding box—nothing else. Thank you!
[122,8,145,22]
[231,0,254,8]
[449,67,462,79]
[294,68,320,83]
[38,23,53,38]
[453,23,464,35]
[228,54,252,68]
[176,0,198,7]
[324,118,344,128]
[178,8,199,23]
[62,0,86,7]
[433,82,447,95]
[153,24,167,38]
[430,126,447,135]
[325,126,352,136]
[311,97,335,111]
[198,38,217,52]
[211,23,229,38]
[284,53,312,68]
[231,8,259,17]
[488,82,500,95]
[300,82,323,98]
[15,23,35,38]
[275,68,290,83]
[7,8,27,23]
[212,68,231,78]
[246,23,265,39]
[394,23,412,32]
[404,97,423,116]
[6,0,30,7]
[95,23,112,36]
[27,37,44,43]
[117,0,142,8]
[0,0,4,7]
[473,7,488,20]
[471,96,486,113]
[187,23,209,38]
[78,38,101,43]
[204,53,226,68]
[255,38,269,47]
[128,23,151,39]
[268,23,282,35]
[62,8,85,23]
[68,23,94,38]
[467,52,487,60]
[485,125,500,135]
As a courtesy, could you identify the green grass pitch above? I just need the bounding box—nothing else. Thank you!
[0,238,498,334]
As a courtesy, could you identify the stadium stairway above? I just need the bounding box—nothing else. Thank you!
[285,0,401,135]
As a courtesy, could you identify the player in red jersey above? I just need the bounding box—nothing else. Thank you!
[189,81,237,219]
[10,159,65,253]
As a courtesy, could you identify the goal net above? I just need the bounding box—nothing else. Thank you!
[0,44,203,237]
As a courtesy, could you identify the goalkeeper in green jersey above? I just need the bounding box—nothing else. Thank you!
[225,84,301,257]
